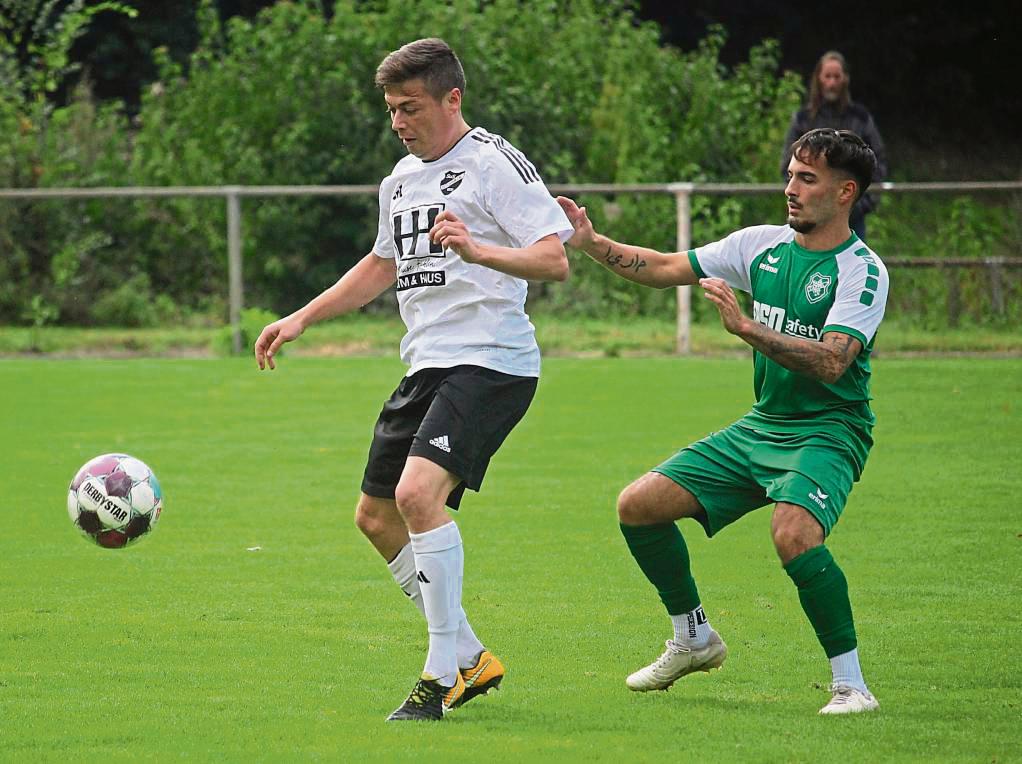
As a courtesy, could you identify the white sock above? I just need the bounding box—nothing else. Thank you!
[455,616,485,670]
[830,648,868,693]
[670,605,712,647]
[387,543,424,614]
[387,542,484,669]
[409,522,463,686]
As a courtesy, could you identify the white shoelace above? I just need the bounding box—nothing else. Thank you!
[828,683,868,703]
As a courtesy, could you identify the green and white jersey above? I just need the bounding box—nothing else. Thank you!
[688,225,888,470]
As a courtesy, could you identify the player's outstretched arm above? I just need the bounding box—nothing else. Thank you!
[700,277,861,383]
[555,196,698,289]
[254,253,396,370]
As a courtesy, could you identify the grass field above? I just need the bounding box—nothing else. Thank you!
[2,314,1022,357]
[1,356,1019,761]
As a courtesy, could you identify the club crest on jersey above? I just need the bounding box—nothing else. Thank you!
[440,170,465,196]
[805,272,833,304]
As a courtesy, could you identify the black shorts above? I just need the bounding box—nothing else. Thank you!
[361,365,538,510]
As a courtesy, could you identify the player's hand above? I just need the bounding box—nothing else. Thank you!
[430,210,481,263]
[555,196,597,251]
[254,315,304,370]
[700,278,749,336]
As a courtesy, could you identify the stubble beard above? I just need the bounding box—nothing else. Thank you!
[787,215,816,234]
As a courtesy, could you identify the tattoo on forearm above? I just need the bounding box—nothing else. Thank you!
[824,333,857,355]
[756,333,818,374]
[602,245,647,274]
[747,329,859,382]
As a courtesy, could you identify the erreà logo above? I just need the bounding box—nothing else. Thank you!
[805,272,833,304]
[440,170,465,196]
[809,487,829,510]
[758,251,782,274]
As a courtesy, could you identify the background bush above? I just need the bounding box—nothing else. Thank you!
[212,306,278,357]
[1,0,1018,329]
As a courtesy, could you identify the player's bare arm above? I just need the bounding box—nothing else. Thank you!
[555,195,697,288]
[700,277,861,384]
[255,253,397,370]
[429,210,568,282]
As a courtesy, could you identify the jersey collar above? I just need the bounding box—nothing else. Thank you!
[421,126,478,164]
[790,231,859,258]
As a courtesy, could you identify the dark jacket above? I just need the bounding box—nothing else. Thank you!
[780,100,887,216]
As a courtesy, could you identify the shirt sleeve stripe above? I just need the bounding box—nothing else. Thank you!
[494,137,540,183]
[822,324,869,348]
[687,250,707,279]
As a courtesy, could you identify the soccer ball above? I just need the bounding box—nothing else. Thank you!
[67,453,163,548]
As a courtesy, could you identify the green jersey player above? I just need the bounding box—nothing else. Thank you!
[557,128,887,715]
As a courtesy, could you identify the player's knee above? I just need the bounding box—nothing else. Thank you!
[770,510,824,563]
[392,479,419,516]
[393,476,438,527]
[617,483,652,525]
[354,498,387,540]
[771,525,803,562]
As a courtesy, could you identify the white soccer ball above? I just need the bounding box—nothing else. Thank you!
[67,453,164,548]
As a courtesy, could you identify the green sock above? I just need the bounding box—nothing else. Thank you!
[784,545,857,658]
[620,522,700,615]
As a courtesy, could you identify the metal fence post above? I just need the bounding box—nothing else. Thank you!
[226,188,243,354]
[988,259,1005,315]
[671,183,693,354]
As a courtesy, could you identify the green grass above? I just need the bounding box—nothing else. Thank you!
[2,314,1021,357]
[1,357,1019,761]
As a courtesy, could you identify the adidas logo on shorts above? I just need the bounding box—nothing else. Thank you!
[429,435,451,453]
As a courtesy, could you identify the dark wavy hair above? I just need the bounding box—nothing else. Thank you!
[791,128,877,202]
[808,50,850,119]
[375,38,466,101]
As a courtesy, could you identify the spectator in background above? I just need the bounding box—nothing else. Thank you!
[781,51,887,241]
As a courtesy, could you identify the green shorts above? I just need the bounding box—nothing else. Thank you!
[652,421,862,538]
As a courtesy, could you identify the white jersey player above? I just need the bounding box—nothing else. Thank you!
[374,125,569,377]
[254,37,572,721]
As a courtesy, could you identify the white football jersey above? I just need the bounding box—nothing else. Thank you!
[372,127,572,377]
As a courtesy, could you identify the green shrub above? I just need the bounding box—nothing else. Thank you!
[869,193,1020,330]
[213,306,279,357]
[0,1,137,326]
[89,273,160,327]
[126,0,802,319]
[5,0,1016,329]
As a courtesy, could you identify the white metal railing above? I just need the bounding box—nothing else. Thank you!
[3,180,1021,353]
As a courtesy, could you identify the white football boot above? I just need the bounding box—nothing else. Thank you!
[819,684,879,715]
[625,631,728,691]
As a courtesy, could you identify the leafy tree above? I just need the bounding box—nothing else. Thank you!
[1,0,806,324]
[0,0,135,324]
[127,0,802,317]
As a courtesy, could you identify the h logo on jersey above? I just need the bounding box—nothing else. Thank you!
[805,272,833,304]
[392,203,445,259]
[440,170,465,196]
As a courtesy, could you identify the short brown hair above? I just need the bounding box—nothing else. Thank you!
[375,38,466,100]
